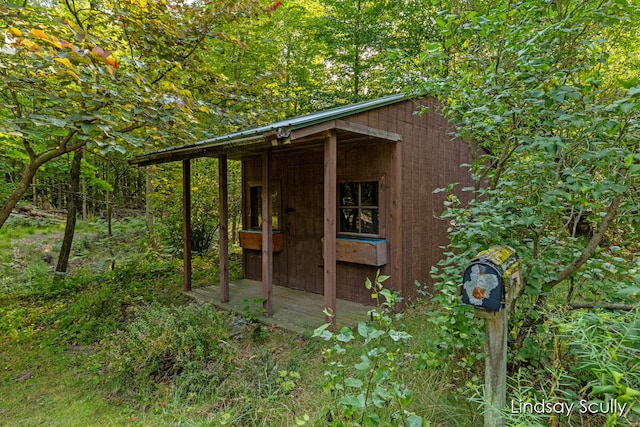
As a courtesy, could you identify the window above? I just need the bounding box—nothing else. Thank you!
[249,184,280,230]
[339,181,379,235]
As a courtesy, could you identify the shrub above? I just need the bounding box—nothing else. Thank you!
[470,309,640,427]
[100,302,233,403]
[48,257,183,346]
[158,212,218,255]
[314,271,424,427]
[562,309,640,426]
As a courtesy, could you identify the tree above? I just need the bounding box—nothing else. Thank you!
[0,0,274,230]
[313,0,399,102]
[418,0,640,354]
[54,148,82,278]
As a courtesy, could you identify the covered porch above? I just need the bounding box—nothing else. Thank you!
[185,279,372,334]
[130,94,407,325]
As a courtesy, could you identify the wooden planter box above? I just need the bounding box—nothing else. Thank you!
[323,237,387,266]
[239,230,284,252]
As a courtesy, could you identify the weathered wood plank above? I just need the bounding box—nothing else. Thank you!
[186,280,371,334]
[483,309,507,427]
[262,150,273,316]
[182,159,192,291]
[289,119,401,143]
[219,155,229,303]
[323,130,337,324]
[239,230,284,252]
[334,120,401,141]
[390,139,403,297]
[333,238,387,266]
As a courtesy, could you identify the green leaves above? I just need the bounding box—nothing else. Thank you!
[417,0,640,378]
[336,327,354,343]
[315,275,423,426]
[0,0,273,229]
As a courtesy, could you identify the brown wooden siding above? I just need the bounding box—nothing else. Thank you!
[240,98,476,304]
[241,140,395,304]
[333,98,476,301]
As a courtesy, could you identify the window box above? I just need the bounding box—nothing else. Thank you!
[239,230,284,252]
[325,237,387,266]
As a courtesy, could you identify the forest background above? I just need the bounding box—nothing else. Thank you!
[1,0,639,426]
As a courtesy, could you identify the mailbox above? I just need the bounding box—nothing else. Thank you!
[462,246,520,312]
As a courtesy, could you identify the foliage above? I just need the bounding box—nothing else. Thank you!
[412,0,640,369]
[314,271,425,427]
[242,297,267,323]
[0,217,183,346]
[461,307,640,427]
[50,257,181,345]
[241,297,269,343]
[562,309,640,426]
[0,0,269,229]
[0,217,310,425]
[422,266,486,372]
[313,0,396,102]
[160,210,218,255]
[100,302,233,404]
[149,158,243,254]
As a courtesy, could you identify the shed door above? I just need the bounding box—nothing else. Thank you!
[285,163,323,294]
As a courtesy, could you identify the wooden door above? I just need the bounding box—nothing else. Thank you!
[284,163,323,294]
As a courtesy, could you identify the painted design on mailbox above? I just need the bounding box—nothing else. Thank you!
[463,264,499,306]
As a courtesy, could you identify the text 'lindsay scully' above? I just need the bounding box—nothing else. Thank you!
[511,399,629,417]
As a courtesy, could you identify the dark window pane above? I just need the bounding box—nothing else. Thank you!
[360,182,378,206]
[360,209,378,234]
[340,208,358,233]
[340,183,358,206]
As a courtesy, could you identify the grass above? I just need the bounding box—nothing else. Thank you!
[0,216,480,427]
[0,342,163,427]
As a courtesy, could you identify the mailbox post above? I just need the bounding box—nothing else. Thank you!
[461,246,521,427]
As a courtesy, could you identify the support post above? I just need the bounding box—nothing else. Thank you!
[219,155,229,303]
[145,166,154,230]
[323,129,337,326]
[182,159,192,292]
[390,140,403,298]
[261,150,273,316]
[476,308,507,427]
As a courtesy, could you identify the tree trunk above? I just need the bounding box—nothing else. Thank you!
[107,201,112,236]
[513,195,623,353]
[32,175,37,207]
[0,162,41,229]
[55,149,83,279]
[106,160,113,237]
[82,177,87,220]
[231,211,238,244]
[0,129,82,230]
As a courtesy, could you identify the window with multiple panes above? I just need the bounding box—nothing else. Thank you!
[339,181,379,236]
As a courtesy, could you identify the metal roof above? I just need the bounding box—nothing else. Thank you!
[130,93,411,166]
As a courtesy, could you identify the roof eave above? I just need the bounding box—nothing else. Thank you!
[129,93,413,166]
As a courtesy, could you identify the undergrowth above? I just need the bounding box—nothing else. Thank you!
[99,302,233,406]
[0,217,480,426]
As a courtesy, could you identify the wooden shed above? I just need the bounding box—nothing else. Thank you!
[130,94,477,321]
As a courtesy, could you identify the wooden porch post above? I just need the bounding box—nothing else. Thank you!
[261,149,273,316]
[182,159,192,292]
[219,155,229,303]
[323,129,337,325]
[390,140,403,298]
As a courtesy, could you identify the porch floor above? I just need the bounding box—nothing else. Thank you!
[185,279,372,334]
